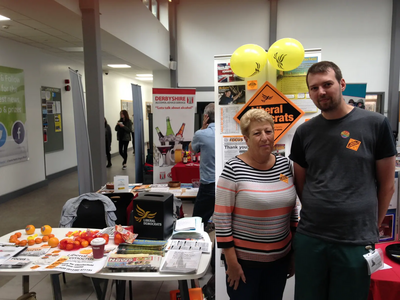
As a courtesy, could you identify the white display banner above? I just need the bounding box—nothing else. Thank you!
[152,88,196,184]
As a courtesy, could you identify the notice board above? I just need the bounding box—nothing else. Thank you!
[41,86,64,153]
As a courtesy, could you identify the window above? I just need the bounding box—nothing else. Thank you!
[142,0,159,20]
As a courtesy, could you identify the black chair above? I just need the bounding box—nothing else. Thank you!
[72,200,108,229]
[103,193,134,225]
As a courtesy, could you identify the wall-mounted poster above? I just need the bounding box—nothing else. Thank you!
[217,63,244,83]
[41,86,63,153]
[218,85,246,105]
[343,83,367,109]
[0,66,28,167]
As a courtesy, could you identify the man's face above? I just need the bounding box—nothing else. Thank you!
[225,91,231,97]
[307,68,346,112]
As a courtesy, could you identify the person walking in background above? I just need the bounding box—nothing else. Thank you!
[215,108,298,300]
[115,110,132,170]
[105,118,112,168]
[290,61,396,300]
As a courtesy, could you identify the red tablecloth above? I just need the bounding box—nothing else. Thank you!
[369,242,400,300]
[171,162,200,183]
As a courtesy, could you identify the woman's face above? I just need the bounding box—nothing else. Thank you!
[244,120,274,157]
[120,112,124,119]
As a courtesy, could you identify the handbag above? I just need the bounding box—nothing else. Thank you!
[17,292,37,300]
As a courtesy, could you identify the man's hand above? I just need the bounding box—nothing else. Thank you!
[202,115,209,129]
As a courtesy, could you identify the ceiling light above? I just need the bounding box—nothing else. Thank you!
[136,74,153,77]
[59,47,84,52]
[135,77,153,81]
[0,15,10,21]
[107,64,131,68]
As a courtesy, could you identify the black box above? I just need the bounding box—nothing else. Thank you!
[132,192,174,240]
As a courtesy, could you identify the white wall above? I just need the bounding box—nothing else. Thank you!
[277,0,392,112]
[0,37,154,197]
[178,0,393,108]
[103,73,153,155]
[177,0,270,87]
[100,0,170,68]
[0,37,78,195]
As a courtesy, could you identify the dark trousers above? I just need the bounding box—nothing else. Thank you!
[192,182,215,226]
[294,232,371,300]
[105,143,111,164]
[119,141,129,165]
[224,256,289,300]
[131,132,135,152]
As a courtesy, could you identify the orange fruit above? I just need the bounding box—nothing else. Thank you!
[48,234,55,238]
[19,240,27,246]
[42,236,49,242]
[35,238,42,244]
[25,225,35,235]
[15,232,22,238]
[81,240,89,248]
[65,244,73,251]
[41,225,52,236]
[28,239,35,246]
[14,240,20,245]
[48,237,59,248]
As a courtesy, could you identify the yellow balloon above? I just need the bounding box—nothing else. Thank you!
[267,38,305,71]
[230,44,268,78]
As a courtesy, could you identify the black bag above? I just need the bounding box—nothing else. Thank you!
[72,200,108,229]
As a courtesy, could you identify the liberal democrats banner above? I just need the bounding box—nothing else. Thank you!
[0,66,28,167]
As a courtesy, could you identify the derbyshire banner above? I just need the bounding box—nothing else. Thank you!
[0,66,28,167]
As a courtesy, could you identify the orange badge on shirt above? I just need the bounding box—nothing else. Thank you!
[279,174,289,183]
[346,138,361,151]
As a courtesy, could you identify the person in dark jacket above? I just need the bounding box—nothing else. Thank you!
[105,118,112,168]
[115,110,132,170]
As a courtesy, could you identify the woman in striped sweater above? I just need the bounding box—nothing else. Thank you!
[215,109,298,300]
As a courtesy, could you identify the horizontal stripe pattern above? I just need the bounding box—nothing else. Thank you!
[215,155,298,263]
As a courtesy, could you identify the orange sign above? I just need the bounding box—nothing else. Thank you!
[247,80,258,90]
[234,81,304,143]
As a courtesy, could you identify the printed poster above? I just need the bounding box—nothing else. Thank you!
[218,85,246,105]
[0,66,28,167]
[54,114,62,132]
[343,83,367,109]
[217,63,244,83]
[276,52,321,113]
[152,88,196,183]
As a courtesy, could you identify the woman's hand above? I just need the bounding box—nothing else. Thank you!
[226,261,246,290]
[287,252,295,278]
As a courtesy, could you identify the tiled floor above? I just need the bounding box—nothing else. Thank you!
[0,152,213,299]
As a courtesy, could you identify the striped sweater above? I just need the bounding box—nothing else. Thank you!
[215,155,298,265]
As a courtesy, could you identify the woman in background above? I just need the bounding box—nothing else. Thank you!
[215,109,298,300]
[105,118,112,168]
[115,110,132,170]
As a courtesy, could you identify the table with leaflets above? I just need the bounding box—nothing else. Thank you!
[0,227,211,300]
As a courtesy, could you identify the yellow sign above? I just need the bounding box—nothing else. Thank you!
[54,114,62,132]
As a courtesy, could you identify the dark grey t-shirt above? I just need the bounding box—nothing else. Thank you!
[289,108,396,245]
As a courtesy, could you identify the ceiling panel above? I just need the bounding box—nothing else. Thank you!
[17,19,51,29]
[0,9,30,20]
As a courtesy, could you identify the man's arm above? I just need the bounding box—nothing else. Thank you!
[293,162,306,201]
[376,156,396,226]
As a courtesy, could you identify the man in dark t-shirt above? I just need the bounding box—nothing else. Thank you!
[289,61,396,300]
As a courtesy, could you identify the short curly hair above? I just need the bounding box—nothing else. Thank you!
[240,109,274,137]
